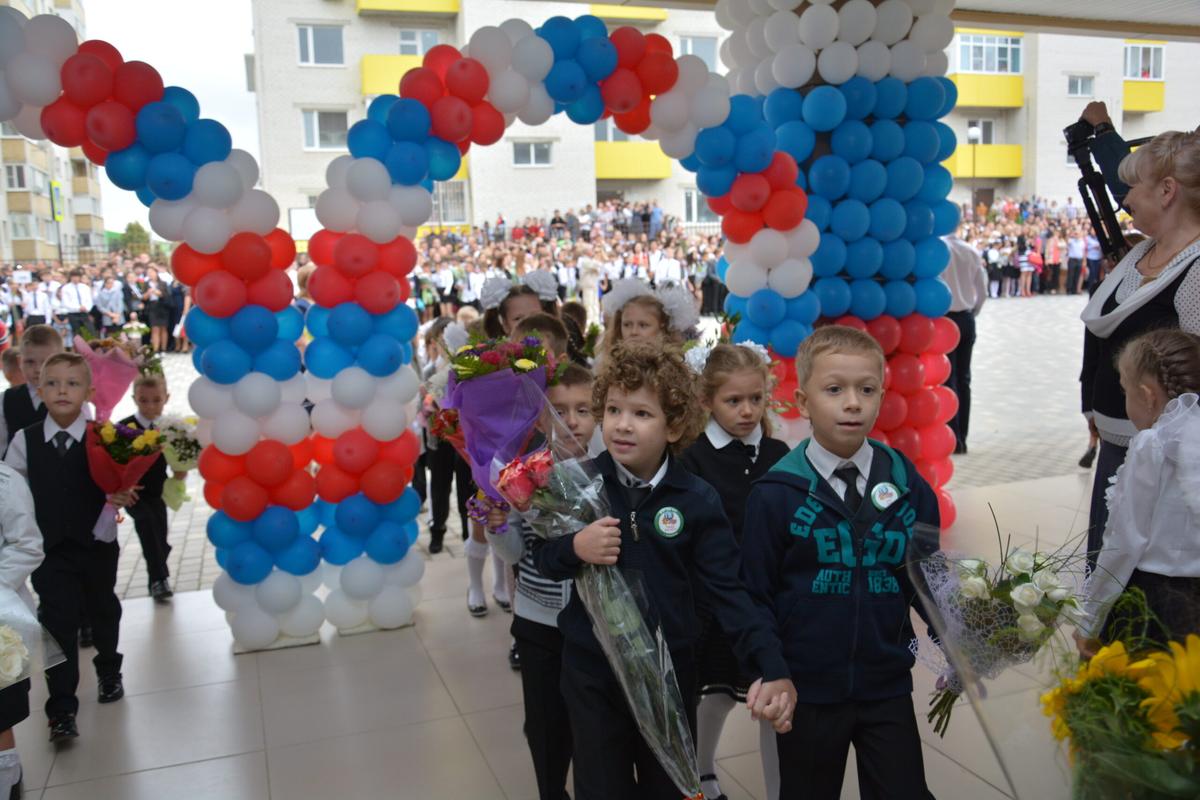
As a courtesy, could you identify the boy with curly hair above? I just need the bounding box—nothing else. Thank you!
[534,341,796,800]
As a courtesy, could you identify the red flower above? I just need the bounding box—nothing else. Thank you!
[497,461,538,511]
[480,350,505,366]
[526,449,555,488]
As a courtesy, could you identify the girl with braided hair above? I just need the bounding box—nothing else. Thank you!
[1075,328,1200,657]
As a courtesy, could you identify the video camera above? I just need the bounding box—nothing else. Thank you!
[1064,118,1152,262]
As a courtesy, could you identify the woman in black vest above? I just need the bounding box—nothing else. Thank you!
[1080,129,1200,568]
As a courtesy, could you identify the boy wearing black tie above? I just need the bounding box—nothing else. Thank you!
[0,326,62,457]
[119,374,173,601]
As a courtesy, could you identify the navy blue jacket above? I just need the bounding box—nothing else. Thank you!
[533,450,791,682]
[740,439,940,704]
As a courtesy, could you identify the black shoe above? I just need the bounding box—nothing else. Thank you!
[508,641,521,671]
[1079,445,1098,469]
[98,675,124,704]
[494,595,512,613]
[48,714,78,743]
[953,442,968,455]
[78,626,92,648]
[150,579,173,601]
[467,593,487,617]
[428,532,444,554]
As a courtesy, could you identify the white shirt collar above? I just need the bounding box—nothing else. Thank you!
[26,384,41,410]
[43,413,88,444]
[613,456,669,489]
[806,437,873,484]
[134,413,156,429]
[704,417,763,453]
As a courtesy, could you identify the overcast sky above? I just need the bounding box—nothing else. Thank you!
[85,0,258,234]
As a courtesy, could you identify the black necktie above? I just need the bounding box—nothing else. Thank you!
[53,431,71,458]
[834,465,862,515]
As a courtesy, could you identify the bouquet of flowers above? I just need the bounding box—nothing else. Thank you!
[157,415,201,511]
[0,588,65,689]
[86,420,164,497]
[73,334,161,421]
[430,408,467,458]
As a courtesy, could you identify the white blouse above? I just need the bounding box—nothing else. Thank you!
[1079,393,1200,636]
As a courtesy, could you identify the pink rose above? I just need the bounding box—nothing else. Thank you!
[480,350,505,366]
[526,450,555,487]
[497,462,538,511]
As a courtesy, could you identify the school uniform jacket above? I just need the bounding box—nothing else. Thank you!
[679,432,790,543]
[20,423,106,552]
[740,439,940,704]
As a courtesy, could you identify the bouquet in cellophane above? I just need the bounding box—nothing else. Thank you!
[0,587,65,689]
[490,375,703,800]
[157,415,201,511]
[74,333,161,421]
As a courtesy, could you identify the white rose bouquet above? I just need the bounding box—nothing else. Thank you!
[0,588,65,689]
[157,416,201,512]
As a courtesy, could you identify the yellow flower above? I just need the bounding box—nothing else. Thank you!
[184,416,198,425]
[100,424,116,444]
[132,435,146,451]
[142,429,161,444]
[1081,641,1133,681]
[1129,635,1200,751]
[514,358,537,371]
[457,344,474,354]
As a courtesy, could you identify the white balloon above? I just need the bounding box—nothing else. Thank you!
[213,572,257,612]
[234,372,282,418]
[356,200,402,244]
[376,366,420,404]
[0,79,19,122]
[723,241,749,264]
[650,90,690,133]
[772,44,816,89]
[787,220,821,259]
[369,585,414,629]
[749,0,773,16]
[230,607,280,650]
[278,594,324,638]
[188,377,234,419]
[729,0,757,27]
[734,68,758,96]
[280,374,308,404]
[488,69,530,114]
[674,55,710,96]
[341,557,386,601]
[872,0,914,45]
[715,0,738,31]
[182,206,233,255]
[517,83,553,126]
[719,38,737,71]
[767,257,814,298]
[754,57,780,95]
[22,13,77,65]
[311,398,359,438]
[300,567,324,595]
[192,161,243,209]
[923,50,949,77]
[764,11,800,53]
[331,365,377,409]
[690,84,731,129]
[195,419,213,448]
[227,149,260,188]
[724,263,769,296]
[325,154,354,189]
[11,104,43,139]
[767,0,803,9]
[729,30,754,70]
[315,188,360,233]
[659,123,697,160]
[931,0,955,14]
[407,584,423,609]
[385,550,426,587]
[6,51,60,106]
[499,18,534,46]
[856,40,892,81]
[361,398,409,441]
[468,26,512,75]
[305,373,333,402]
[345,157,391,203]
[750,229,789,269]
[889,40,926,81]
[746,18,771,59]
[511,35,553,83]
[388,184,433,227]
[798,4,839,51]
[904,0,938,15]
[212,410,260,456]
[256,570,303,614]
[817,41,858,85]
[149,198,196,242]
[321,563,343,591]
[260,403,311,445]
[837,0,878,47]
[324,589,369,630]
[0,8,26,70]
[230,190,280,235]
[911,13,955,52]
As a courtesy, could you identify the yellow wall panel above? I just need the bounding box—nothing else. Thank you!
[947,73,1023,108]
[594,142,672,180]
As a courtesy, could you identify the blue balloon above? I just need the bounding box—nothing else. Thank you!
[724,293,748,318]
[367,94,398,126]
[679,152,701,173]
[566,84,605,124]
[228,541,274,585]
[296,505,321,537]
[276,537,321,576]
[304,337,354,379]
[357,333,404,376]
[207,511,251,549]
[426,137,461,181]
[253,340,301,381]
[873,77,907,120]
[914,236,951,278]
[801,86,847,132]
[933,121,957,162]
[135,186,156,207]
[327,302,373,347]
[544,59,587,103]
[695,126,737,168]
[732,319,770,346]
[764,88,804,128]
[574,14,608,40]
[810,233,847,277]
[916,164,953,203]
[135,101,187,154]
[106,144,152,190]
[839,76,877,121]
[364,520,412,564]
[849,279,887,320]
[932,199,961,236]
[576,36,617,82]
[374,303,419,341]
[845,237,883,279]
[786,290,821,325]
[348,119,392,161]
[182,118,232,166]
[831,120,872,164]
[809,155,850,200]
[319,527,364,565]
[904,201,935,241]
[253,506,300,553]
[831,199,870,242]
[184,308,230,347]
[145,152,195,201]
[383,487,422,523]
[725,95,762,136]
[387,98,431,142]
[385,141,428,185]
[885,157,924,202]
[399,342,413,365]
[883,280,917,317]
[696,163,737,197]
[869,198,906,242]
[539,15,581,59]
[315,499,337,528]
[795,168,807,191]
[813,277,852,317]
[903,120,941,164]
[735,125,775,174]
[161,86,200,124]
[191,346,205,374]
[230,305,279,354]
[715,256,729,281]
[904,77,946,121]
[880,239,916,280]
[746,288,787,328]
[769,320,811,358]
[401,520,419,546]
[935,76,958,118]
[774,120,816,164]
[915,278,953,317]
[336,494,381,539]
[305,304,330,338]
[201,340,251,384]
[848,159,886,203]
[276,306,305,342]
[215,547,230,570]
[805,195,832,231]
[869,119,905,162]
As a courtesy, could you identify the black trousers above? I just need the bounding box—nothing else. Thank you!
[0,679,29,731]
[1087,440,1128,571]
[945,310,976,448]
[777,695,933,800]
[129,497,171,585]
[24,315,46,327]
[31,541,123,718]
[562,642,696,800]
[428,443,472,541]
[1066,258,1083,294]
[411,451,428,505]
[514,616,572,800]
[65,312,93,339]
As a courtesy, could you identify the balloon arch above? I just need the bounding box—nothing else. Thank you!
[0,0,960,651]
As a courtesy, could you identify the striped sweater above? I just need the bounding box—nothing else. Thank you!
[487,513,572,629]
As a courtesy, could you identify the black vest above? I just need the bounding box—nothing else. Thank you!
[3,387,46,445]
[118,415,166,501]
[24,425,106,551]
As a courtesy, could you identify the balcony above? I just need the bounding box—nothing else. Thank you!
[941,144,1022,179]
[4,191,53,217]
[589,4,667,23]
[356,0,458,17]
[594,142,672,180]
[72,175,100,197]
[75,213,103,232]
[12,240,58,262]
[1123,80,1165,113]
[946,73,1023,108]
[361,54,423,96]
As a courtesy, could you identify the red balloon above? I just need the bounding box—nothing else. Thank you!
[378,236,417,279]
[60,53,114,109]
[613,96,651,134]
[310,436,336,465]
[290,437,313,469]
[601,68,643,115]
[41,99,88,147]
[334,233,380,278]
[937,488,957,528]
[355,272,401,314]
[920,352,951,386]
[876,392,908,432]
[918,423,956,461]
[445,58,489,105]
[422,44,462,79]
[635,51,679,95]
[456,139,471,155]
[898,314,935,355]
[245,440,293,487]
[915,459,943,488]
[170,245,220,286]
[221,232,272,282]
[112,61,164,111]
[883,361,892,390]
[763,152,800,191]
[399,67,445,108]
[865,315,901,354]
[644,33,673,55]
[931,316,961,354]
[84,101,136,152]
[469,102,504,145]
[763,189,808,231]
[905,388,941,428]
[721,209,763,244]
[199,446,246,484]
[932,385,959,425]
[889,426,922,461]
[307,229,340,267]
[707,193,733,216]
[270,469,316,511]
[832,315,868,332]
[307,265,355,308]
[194,271,248,318]
[81,139,108,165]
[315,464,359,504]
[361,461,409,505]
[78,39,123,72]
[246,270,294,312]
[888,353,925,395]
[430,95,473,143]
[610,27,647,69]
[265,228,297,269]
[222,476,269,523]
[730,174,771,213]
[380,430,420,467]
[203,480,225,511]
[868,428,891,446]
[333,428,380,475]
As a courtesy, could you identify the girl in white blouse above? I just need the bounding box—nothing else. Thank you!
[1076,328,1200,657]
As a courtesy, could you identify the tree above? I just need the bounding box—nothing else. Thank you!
[121,221,151,255]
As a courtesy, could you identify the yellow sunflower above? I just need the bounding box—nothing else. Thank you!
[99,423,116,444]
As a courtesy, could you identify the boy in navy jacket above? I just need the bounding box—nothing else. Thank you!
[742,326,940,800]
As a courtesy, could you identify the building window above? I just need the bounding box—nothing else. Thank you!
[9,214,33,240]
[513,141,552,167]
[4,164,25,190]
[298,25,345,66]
[684,189,718,224]
[966,119,994,145]
[29,168,48,195]
[593,118,631,143]
[72,159,88,178]
[302,110,349,150]
[432,181,468,224]
[957,34,1022,74]
[399,29,439,56]
[1067,75,1094,97]
[0,122,20,138]
[680,36,718,72]
[1124,44,1164,80]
